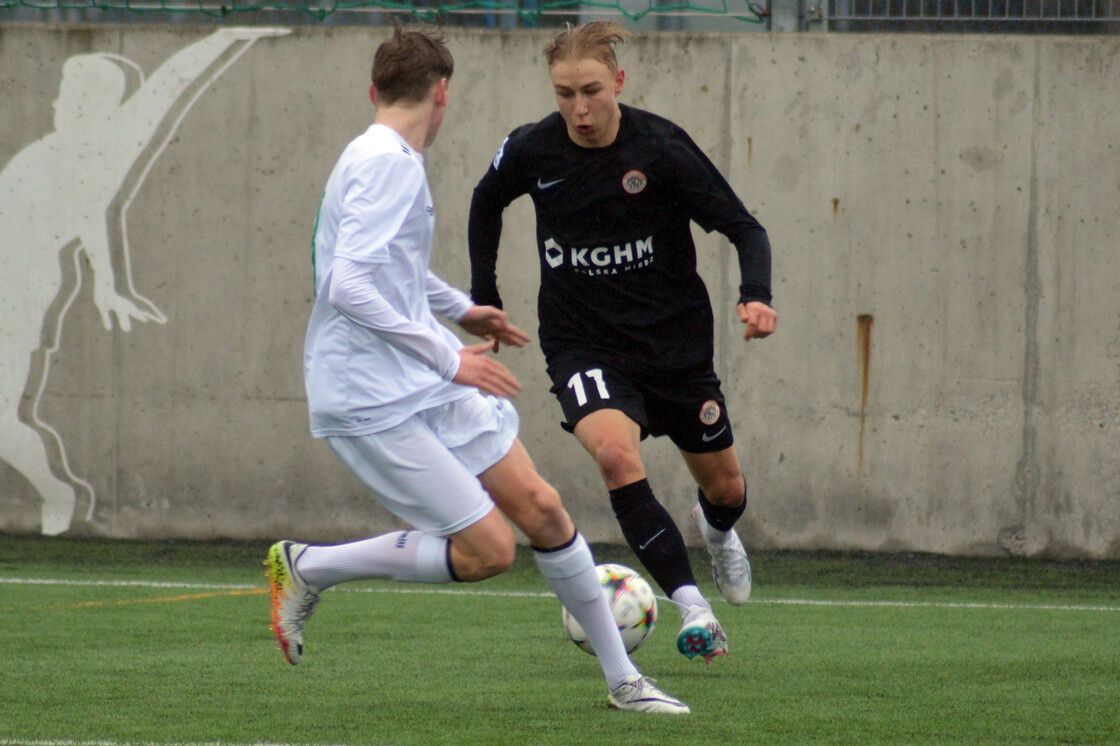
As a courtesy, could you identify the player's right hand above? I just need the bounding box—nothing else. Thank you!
[458,305,531,352]
[737,301,778,340]
[453,342,523,399]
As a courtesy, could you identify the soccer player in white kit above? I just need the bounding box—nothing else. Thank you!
[265,26,688,715]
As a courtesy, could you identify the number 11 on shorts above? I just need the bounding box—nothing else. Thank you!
[567,368,610,406]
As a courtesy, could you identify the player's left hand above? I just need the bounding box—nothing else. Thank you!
[737,301,777,340]
[459,305,531,352]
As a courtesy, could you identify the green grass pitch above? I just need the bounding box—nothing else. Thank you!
[1,535,1118,745]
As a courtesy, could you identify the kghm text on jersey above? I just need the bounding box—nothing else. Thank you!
[543,235,654,275]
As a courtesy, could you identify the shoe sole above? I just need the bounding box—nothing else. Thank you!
[677,616,729,665]
[264,542,300,665]
[677,626,717,659]
[607,697,691,715]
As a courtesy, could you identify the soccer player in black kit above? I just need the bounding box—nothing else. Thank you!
[469,21,777,664]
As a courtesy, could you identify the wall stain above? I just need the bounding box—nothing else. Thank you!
[832,197,840,216]
[857,314,874,490]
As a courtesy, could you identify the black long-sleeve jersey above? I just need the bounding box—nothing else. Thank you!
[469,104,772,373]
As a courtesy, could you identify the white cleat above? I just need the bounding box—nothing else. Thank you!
[691,505,752,605]
[265,540,320,665]
[608,675,691,715]
[676,607,729,664]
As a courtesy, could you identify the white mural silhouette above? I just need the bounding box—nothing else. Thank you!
[0,27,289,535]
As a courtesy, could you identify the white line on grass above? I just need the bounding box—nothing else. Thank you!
[2,576,1118,613]
[752,597,1120,612]
[0,741,353,746]
[0,578,259,590]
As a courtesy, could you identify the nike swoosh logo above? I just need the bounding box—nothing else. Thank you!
[701,426,727,443]
[537,178,564,190]
[638,528,666,551]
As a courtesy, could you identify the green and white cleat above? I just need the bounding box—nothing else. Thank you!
[676,607,728,664]
[607,675,691,715]
[265,540,319,665]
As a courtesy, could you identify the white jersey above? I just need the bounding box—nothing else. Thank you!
[304,123,474,437]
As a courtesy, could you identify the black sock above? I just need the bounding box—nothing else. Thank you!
[697,478,747,533]
[609,479,696,596]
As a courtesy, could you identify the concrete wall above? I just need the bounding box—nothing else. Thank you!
[0,25,1117,557]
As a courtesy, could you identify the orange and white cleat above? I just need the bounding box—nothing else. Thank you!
[265,540,320,665]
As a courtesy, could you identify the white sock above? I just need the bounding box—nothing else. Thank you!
[295,530,452,591]
[533,533,638,690]
[670,584,711,620]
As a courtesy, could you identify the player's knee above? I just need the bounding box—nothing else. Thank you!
[591,441,643,485]
[704,473,746,507]
[525,481,564,524]
[519,482,573,545]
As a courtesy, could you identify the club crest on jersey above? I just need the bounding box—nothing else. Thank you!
[699,400,721,426]
[622,169,647,195]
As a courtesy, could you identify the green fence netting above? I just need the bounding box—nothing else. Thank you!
[0,0,767,23]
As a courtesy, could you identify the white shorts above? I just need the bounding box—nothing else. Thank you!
[327,395,519,536]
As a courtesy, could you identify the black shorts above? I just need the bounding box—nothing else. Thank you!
[545,350,734,454]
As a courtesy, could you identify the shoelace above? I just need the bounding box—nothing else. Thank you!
[716,543,748,578]
[628,678,682,705]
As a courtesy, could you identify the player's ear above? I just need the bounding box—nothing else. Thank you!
[369,83,378,105]
[434,77,449,107]
[615,69,625,95]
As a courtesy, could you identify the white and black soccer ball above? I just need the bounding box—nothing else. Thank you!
[562,563,658,655]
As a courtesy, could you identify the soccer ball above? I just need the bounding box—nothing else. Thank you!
[562,563,657,655]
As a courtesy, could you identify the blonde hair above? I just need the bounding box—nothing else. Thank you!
[542,21,628,74]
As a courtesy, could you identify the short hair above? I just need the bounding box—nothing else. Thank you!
[542,21,628,75]
[371,26,454,105]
